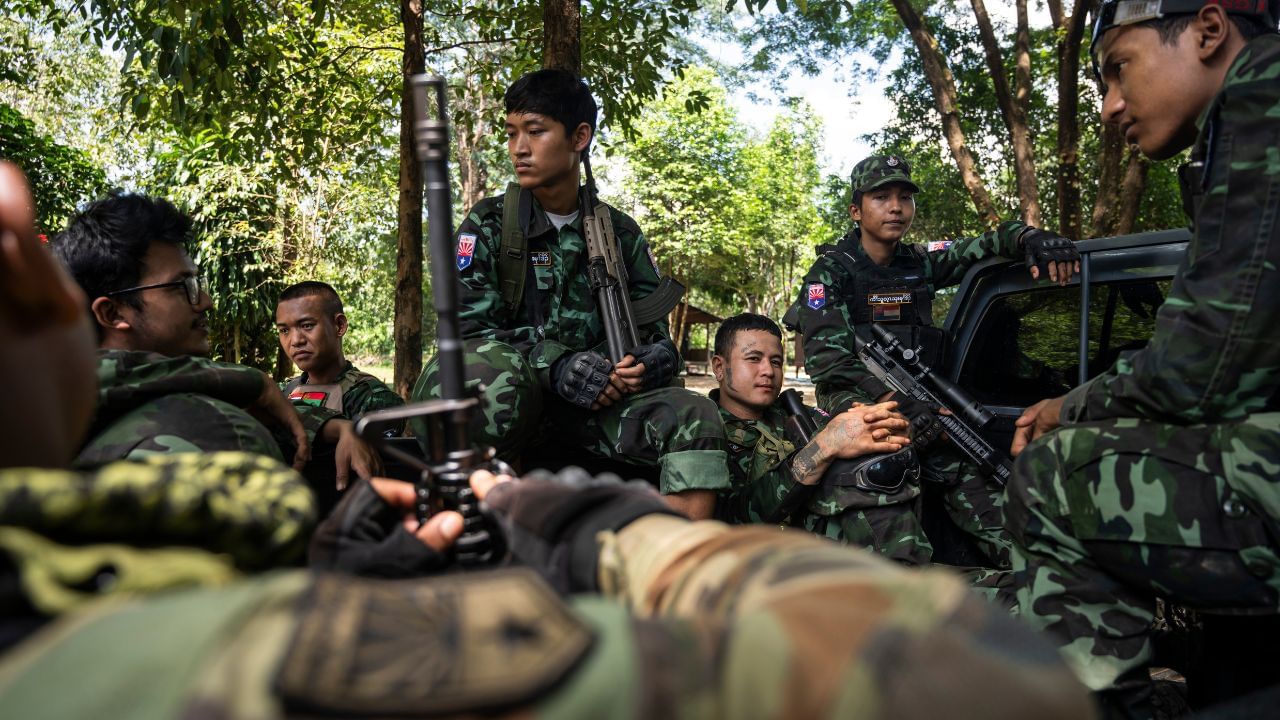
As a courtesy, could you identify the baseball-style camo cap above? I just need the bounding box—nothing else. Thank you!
[1091,0,1280,81]
[850,154,921,195]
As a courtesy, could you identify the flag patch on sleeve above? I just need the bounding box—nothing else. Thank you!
[456,234,477,270]
[807,283,827,309]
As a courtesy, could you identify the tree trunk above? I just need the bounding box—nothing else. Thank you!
[1116,148,1149,235]
[1091,120,1126,237]
[890,0,1000,227]
[1055,0,1096,240]
[458,68,495,211]
[1047,0,1064,28]
[393,0,425,400]
[543,0,581,75]
[969,0,1041,225]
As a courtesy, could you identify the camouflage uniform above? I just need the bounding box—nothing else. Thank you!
[712,389,932,565]
[0,470,1093,718]
[1008,34,1280,698]
[414,187,729,495]
[788,158,1028,568]
[281,361,403,424]
[80,350,338,467]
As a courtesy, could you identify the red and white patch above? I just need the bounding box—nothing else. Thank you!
[456,233,477,270]
[807,283,827,310]
[927,240,953,252]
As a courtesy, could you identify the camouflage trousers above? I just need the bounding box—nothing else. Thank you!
[1006,414,1280,694]
[801,493,933,566]
[818,387,1014,570]
[415,339,730,495]
[77,394,283,467]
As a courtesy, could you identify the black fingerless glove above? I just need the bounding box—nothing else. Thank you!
[891,392,944,449]
[630,340,678,391]
[551,351,613,408]
[481,467,680,594]
[1019,227,1079,273]
[308,479,450,577]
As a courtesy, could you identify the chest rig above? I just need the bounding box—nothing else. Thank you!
[824,238,945,367]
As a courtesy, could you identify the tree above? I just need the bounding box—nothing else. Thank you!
[0,104,106,234]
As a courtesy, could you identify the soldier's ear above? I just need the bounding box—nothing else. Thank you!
[711,354,726,382]
[571,122,592,154]
[1193,5,1230,62]
[333,312,348,338]
[90,296,131,332]
[849,203,862,223]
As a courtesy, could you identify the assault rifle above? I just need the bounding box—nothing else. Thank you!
[581,155,684,362]
[854,324,1013,485]
[355,76,505,567]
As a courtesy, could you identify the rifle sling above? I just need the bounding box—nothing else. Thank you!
[499,182,526,320]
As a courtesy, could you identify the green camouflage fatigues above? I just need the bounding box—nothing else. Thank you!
[712,389,931,565]
[1008,33,1280,698]
[790,225,1027,568]
[80,350,338,467]
[414,188,729,495]
[281,361,403,423]
[0,482,1093,718]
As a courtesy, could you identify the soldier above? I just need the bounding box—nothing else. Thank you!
[784,154,1080,569]
[276,281,403,431]
[412,69,729,519]
[1007,1,1280,713]
[0,160,1092,719]
[49,193,378,488]
[710,312,932,566]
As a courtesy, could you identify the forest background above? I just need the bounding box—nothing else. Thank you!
[1,0,1185,397]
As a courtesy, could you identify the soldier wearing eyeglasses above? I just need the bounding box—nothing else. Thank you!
[49,194,379,489]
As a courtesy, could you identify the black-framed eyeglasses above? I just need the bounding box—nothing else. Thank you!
[106,276,208,306]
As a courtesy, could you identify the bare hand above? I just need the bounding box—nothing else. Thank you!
[333,420,383,491]
[470,468,514,501]
[1029,260,1081,287]
[1011,395,1065,456]
[0,162,85,332]
[368,478,464,552]
[246,376,311,472]
[611,354,646,393]
[819,401,913,460]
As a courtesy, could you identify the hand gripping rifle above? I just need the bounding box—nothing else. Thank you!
[854,324,1012,485]
[580,154,684,362]
[355,76,506,567]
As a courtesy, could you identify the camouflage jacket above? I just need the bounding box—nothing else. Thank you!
[80,350,338,466]
[0,513,1091,719]
[0,453,315,622]
[281,361,403,423]
[714,390,920,531]
[792,224,1026,403]
[1062,34,1280,428]
[456,186,674,387]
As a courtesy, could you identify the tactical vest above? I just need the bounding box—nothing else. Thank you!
[283,366,366,414]
[821,239,945,366]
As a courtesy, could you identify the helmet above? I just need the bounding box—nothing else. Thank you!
[1091,0,1280,81]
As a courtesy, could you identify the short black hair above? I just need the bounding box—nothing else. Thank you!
[279,280,343,316]
[1140,11,1273,46]
[504,69,598,140]
[714,313,783,358]
[51,193,192,313]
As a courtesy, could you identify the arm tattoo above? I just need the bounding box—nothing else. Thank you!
[789,441,824,486]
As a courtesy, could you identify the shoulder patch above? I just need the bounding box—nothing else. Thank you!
[807,282,827,310]
[456,233,477,271]
[276,569,593,716]
[927,240,953,252]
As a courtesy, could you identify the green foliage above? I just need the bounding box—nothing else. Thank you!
[0,103,106,233]
[623,68,835,321]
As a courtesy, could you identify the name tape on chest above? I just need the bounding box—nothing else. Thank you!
[456,233,476,270]
[869,290,911,323]
[531,251,551,266]
[868,292,913,305]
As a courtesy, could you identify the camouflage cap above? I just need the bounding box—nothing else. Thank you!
[850,154,921,195]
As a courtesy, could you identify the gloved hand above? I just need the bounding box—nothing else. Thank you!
[1019,227,1080,285]
[481,467,680,594]
[889,392,944,449]
[551,351,613,409]
[308,479,452,577]
[630,340,678,391]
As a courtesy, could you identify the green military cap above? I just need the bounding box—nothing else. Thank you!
[850,154,921,195]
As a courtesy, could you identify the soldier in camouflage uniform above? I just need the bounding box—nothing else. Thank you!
[0,160,1093,720]
[276,281,403,432]
[710,313,931,565]
[49,193,379,488]
[413,69,728,519]
[784,155,1080,569]
[1007,2,1280,712]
